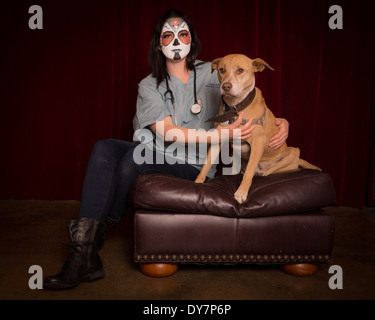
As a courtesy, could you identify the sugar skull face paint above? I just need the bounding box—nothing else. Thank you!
[160,18,191,61]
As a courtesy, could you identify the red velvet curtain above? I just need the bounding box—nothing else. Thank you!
[1,0,374,207]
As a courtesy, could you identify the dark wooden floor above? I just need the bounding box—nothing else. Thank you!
[0,200,374,302]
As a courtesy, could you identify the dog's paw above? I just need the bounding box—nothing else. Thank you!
[234,189,248,204]
[194,176,205,184]
[255,170,266,176]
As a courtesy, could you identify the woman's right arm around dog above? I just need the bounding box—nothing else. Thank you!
[149,112,254,145]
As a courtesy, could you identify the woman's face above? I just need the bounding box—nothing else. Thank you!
[160,17,191,61]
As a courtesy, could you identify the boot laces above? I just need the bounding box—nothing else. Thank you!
[61,242,91,272]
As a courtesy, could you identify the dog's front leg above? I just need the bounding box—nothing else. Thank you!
[234,135,267,203]
[195,143,221,183]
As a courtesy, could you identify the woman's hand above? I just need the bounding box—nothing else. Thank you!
[150,114,256,145]
[216,112,255,141]
[269,118,289,149]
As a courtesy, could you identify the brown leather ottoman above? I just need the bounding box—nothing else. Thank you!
[130,169,336,277]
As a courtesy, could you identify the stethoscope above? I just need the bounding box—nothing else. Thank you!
[164,66,202,124]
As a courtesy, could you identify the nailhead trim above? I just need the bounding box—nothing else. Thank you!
[135,253,332,264]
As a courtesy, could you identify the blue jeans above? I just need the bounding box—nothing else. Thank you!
[78,139,200,222]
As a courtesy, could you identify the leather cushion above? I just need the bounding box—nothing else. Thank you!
[130,169,336,218]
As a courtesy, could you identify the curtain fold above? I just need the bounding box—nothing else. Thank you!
[1,0,374,207]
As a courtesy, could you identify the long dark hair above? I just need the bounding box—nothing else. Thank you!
[149,8,201,87]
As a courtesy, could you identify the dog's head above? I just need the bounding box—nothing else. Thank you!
[211,54,274,99]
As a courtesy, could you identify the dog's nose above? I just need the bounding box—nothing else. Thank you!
[222,82,232,92]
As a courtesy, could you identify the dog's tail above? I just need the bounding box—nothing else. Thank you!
[298,159,321,171]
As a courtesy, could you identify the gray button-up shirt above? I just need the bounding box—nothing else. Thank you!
[133,61,221,178]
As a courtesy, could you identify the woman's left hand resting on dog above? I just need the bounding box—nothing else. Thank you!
[269,118,289,149]
[216,113,289,149]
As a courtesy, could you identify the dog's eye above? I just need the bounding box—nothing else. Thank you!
[237,68,244,74]
[219,68,225,74]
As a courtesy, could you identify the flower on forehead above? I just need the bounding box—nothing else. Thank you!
[164,17,185,32]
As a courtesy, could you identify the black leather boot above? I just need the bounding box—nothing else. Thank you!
[95,216,117,250]
[44,218,105,290]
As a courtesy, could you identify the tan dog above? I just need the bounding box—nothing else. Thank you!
[195,54,320,203]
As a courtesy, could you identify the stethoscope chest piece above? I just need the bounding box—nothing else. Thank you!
[190,99,202,115]
[165,66,203,122]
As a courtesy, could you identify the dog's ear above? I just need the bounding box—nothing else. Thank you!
[252,58,275,72]
[211,58,221,74]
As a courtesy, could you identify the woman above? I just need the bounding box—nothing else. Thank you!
[44,8,289,290]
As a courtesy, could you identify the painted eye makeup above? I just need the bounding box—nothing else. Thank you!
[178,30,191,45]
[161,31,174,46]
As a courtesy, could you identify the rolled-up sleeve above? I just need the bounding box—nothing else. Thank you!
[133,77,171,131]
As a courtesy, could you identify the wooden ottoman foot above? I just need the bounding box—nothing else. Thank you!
[281,263,319,276]
[140,263,178,278]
